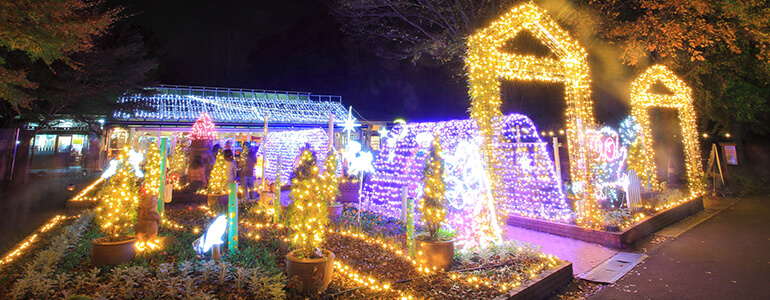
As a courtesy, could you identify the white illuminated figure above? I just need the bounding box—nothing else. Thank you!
[194,215,228,254]
[343,141,374,177]
[101,149,145,179]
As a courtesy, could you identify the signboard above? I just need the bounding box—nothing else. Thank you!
[723,145,737,165]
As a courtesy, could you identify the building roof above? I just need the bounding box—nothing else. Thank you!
[112,85,352,126]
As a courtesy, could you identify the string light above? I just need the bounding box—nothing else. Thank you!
[256,128,331,184]
[198,150,231,195]
[189,112,217,140]
[114,94,349,125]
[96,148,140,237]
[69,177,105,202]
[0,215,76,267]
[143,142,162,197]
[629,65,705,195]
[363,114,569,245]
[287,148,328,256]
[466,1,594,196]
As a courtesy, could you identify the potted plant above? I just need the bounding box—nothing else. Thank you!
[416,136,455,271]
[198,150,230,214]
[321,149,343,222]
[91,149,140,267]
[286,148,335,294]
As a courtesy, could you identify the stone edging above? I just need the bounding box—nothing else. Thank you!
[507,196,704,249]
[495,261,573,300]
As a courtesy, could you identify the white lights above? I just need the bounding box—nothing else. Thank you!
[114,94,351,125]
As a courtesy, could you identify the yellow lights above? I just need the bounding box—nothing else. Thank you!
[335,229,435,274]
[69,178,105,202]
[135,238,163,252]
[466,2,597,229]
[96,148,140,236]
[630,65,705,195]
[144,142,162,197]
[0,215,74,267]
[725,133,731,138]
[466,2,594,188]
[287,149,328,256]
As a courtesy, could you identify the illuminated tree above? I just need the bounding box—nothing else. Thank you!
[97,150,139,237]
[167,140,189,189]
[200,150,229,195]
[237,144,250,171]
[142,142,162,198]
[320,149,340,204]
[190,112,217,140]
[288,148,327,257]
[420,136,447,238]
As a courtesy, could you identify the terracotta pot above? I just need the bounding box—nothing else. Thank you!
[417,238,455,271]
[327,203,343,222]
[207,193,229,214]
[286,249,335,294]
[91,236,138,267]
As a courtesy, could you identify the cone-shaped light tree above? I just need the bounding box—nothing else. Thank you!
[167,140,188,189]
[320,149,340,204]
[97,149,140,237]
[190,112,217,140]
[143,142,162,198]
[200,150,229,195]
[420,136,447,239]
[288,148,327,257]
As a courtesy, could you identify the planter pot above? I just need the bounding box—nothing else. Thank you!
[207,193,229,214]
[417,238,455,271]
[91,236,138,267]
[327,203,343,222]
[286,249,335,294]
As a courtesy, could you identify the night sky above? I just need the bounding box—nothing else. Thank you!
[119,0,627,129]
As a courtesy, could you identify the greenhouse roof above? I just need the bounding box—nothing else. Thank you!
[112,85,352,125]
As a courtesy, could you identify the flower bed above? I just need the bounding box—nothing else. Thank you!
[507,195,704,249]
[0,202,569,299]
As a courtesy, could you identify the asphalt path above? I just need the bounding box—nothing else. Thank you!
[590,194,770,299]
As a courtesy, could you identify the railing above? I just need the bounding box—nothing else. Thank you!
[152,85,342,103]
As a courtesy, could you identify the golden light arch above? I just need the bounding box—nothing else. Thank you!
[629,65,705,195]
[466,2,594,186]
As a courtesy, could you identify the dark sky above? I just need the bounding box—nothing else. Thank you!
[118,0,627,129]
[119,0,470,123]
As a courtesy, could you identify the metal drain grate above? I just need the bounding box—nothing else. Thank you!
[579,252,647,283]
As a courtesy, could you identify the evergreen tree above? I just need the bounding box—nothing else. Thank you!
[320,149,340,204]
[142,142,162,198]
[420,136,447,239]
[288,148,327,257]
[97,149,139,237]
[200,150,228,195]
[190,112,217,140]
[167,139,188,189]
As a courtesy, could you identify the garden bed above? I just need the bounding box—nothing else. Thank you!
[507,195,704,249]
[1,202,571,299]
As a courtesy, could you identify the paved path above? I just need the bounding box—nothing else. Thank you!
[589,194,770,299]
[505,225,618,276]
[0,171,98,254]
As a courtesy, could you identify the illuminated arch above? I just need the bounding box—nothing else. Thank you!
[630,65,705,194]
[466,2,594,186]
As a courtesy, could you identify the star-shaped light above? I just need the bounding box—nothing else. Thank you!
[340,106,360,135]
[378,126,389,138]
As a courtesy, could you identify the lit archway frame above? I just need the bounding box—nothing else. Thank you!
[630,65,705,195]
[466,2,594,187]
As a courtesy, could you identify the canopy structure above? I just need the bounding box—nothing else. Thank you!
[112,85,350,127]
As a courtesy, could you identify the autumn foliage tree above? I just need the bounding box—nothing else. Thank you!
[0,0,120,108]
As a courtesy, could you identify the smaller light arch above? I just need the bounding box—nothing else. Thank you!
[629,65,705,195]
